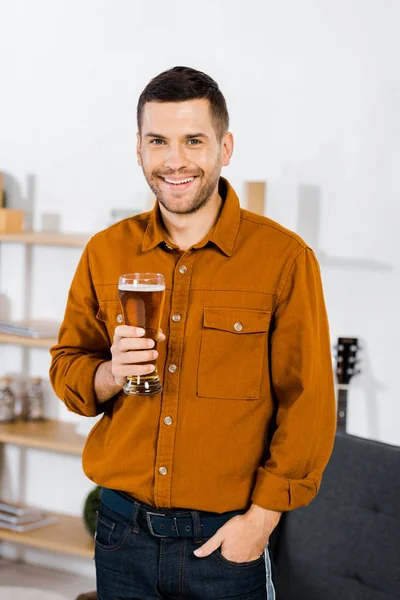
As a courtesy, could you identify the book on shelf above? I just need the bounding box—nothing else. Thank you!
[0,500,59,532]
[0,319,60,338]
[0,500,42,517]
[0,510,46,524]
[0,515,59,532]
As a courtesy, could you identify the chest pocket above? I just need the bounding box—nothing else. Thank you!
[96,300,123,343]
[197,307,271,400]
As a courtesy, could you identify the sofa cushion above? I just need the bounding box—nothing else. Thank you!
[271,432,400,600]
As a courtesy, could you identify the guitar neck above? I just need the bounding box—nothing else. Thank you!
[336,386,348,432]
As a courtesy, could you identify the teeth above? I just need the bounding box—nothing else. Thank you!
[164,177,194,185]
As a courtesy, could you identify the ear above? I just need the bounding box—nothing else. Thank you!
[136,132,142,166]
[221,132,234,167]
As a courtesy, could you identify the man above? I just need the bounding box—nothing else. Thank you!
[50,66,336,599]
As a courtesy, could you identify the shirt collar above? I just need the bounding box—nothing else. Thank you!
[141,177,240,257]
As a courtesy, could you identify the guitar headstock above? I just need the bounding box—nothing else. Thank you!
[334,337,361,385]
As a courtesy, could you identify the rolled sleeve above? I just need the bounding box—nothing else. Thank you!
[251,467,320,512]
[49,243,112,417]
[63,356,106,417]
[251,247,336,512]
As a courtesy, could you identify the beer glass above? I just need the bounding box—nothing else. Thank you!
[118,273,166,396]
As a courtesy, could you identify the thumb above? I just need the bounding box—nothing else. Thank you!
[193,533,222,558]
[157,328,166,342]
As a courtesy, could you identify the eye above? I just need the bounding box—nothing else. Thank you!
[187,139,202,145]
[150,139,166,145]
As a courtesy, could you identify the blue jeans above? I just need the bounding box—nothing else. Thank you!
[95,499,276,599]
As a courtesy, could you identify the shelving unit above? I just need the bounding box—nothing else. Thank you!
[0,419,85,454]
[0,512,93,558]
[0,420,93,557]
[0,231,90,247]
[0,230,94,558]
[0,333,57,348]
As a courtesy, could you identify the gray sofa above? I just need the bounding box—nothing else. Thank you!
[270,432,400,600]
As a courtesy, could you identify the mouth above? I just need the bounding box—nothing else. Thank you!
[159,175,198,191]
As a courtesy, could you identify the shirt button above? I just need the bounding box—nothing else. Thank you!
[165,242,173,250]
[159,466,168,476]
[116,314,123,323]
[171,314,181,323]
[168,364,177,373]
[178,265,187,274]
[164,416,173,426]
[234,322,243,332]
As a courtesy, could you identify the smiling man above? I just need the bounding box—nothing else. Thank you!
[50,66,336,599]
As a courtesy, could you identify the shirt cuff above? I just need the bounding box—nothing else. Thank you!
[251,466,320,512]
[64,356,106,417]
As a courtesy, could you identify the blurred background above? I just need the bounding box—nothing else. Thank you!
[0,0,399,597]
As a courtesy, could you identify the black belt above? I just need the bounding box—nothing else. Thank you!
[101,488,246,538]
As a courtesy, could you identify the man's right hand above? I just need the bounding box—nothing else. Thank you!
[111,326,166,387]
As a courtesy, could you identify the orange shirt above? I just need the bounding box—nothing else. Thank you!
[50,177,336,513]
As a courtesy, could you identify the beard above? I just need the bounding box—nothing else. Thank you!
[142,154,222,215]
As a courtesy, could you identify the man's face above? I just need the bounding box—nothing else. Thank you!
[137,99,233,215]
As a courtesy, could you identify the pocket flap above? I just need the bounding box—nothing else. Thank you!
[96,300,122,323]
[203,307,271,334]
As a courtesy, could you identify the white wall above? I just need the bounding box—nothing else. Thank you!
[1,0,399,576]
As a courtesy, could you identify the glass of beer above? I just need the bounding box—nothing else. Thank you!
[118,273,166,396]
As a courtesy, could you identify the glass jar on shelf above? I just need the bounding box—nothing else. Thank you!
[23,377,45,421]
[0,377,16,423]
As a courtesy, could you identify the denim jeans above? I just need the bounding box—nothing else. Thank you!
[95,500,276,600]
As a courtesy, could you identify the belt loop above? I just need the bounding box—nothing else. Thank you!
[190,510,202,544]
[131,501,141,534]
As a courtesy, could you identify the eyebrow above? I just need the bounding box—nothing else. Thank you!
[144,132,209,140]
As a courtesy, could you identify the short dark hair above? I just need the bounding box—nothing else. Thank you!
[137,66,229,140]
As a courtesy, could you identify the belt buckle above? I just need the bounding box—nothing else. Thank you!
[145,511,168,538]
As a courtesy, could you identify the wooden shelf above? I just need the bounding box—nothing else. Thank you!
[0,512,94,558]
[0,422,91,557]
[0,419,86,455]
[0,231,90,247]
[0,333,57,348]
[0,229,94,559]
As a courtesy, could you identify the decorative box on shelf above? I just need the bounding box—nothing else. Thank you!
[0,208,24,233]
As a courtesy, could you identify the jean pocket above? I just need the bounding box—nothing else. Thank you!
[94,504,130,551]
[213,546,265,569]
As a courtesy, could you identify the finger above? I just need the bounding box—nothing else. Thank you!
[113,337,154,353]
[118,350,158,365]
[112,363,156,378]
[114,325,145,343]
[193,532,223,557]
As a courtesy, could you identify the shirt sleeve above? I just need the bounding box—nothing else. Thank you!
[49,243,112,417]
[251,247,336,512]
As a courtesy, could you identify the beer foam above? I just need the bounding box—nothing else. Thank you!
[118,283,165,292]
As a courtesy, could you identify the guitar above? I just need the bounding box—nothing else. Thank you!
[334,337,361,432]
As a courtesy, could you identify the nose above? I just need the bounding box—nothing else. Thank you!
[164,143,189,171]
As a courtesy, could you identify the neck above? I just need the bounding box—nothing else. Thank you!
[158,189,223,251]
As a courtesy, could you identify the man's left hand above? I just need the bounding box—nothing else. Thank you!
[193,504,282,563]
